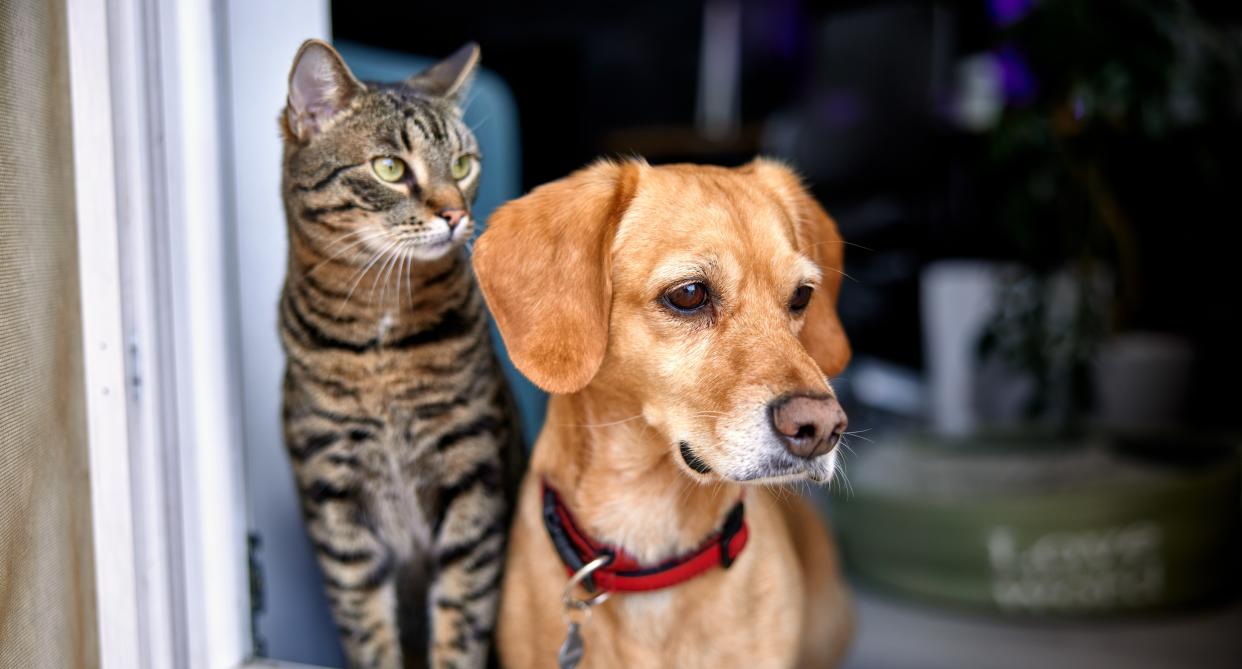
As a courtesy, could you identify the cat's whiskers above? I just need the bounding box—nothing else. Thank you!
[338,240,399,316]
[462,90,481,115]
[372,242,405,306]
[468,114,491,133]
[313,229,359,255]
[402,247,414,308]
[367,248,394,305]
[306,230,386,277]
[393,245,405,308]
[387,242,410,308]
[379,244,401,307]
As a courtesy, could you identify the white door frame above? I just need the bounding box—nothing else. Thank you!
[66,0,329,666]
[66,0,143,665]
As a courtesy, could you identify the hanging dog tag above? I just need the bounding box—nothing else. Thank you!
[557,621,585,669]
[558,554,611,669]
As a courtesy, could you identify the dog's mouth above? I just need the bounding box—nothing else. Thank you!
[739,451,836,484]
[679,441,713,475]
[681,443,836,485]
[679,439,835,485]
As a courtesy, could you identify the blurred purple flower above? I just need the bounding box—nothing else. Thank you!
[989,0,1036,28]
[996,44,1038,106]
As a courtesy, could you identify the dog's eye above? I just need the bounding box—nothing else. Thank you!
[664,282,710,313]
[790,285,813,313]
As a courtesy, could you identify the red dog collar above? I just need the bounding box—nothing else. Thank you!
[541,482,748,593]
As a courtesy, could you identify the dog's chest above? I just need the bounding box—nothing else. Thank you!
[618,591,675,636]
[590,564,801,669]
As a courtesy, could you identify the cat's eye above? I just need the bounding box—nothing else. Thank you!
[664,282,710,313]
[371,156,406,182]
[790,285,814,313]
[450,154,474,181]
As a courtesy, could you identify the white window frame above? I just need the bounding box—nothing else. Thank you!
[67,0,329,667]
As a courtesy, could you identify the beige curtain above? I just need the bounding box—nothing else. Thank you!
[0,0,99,666]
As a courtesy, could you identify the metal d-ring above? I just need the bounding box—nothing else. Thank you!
[562,554,613,611]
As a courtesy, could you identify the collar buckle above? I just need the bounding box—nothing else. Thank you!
[563,554,615,609]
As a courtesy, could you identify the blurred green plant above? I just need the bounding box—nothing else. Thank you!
[977,0,1241,426]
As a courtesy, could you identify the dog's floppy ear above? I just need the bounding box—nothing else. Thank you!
[747,159,852,377]
[473,160,639,393]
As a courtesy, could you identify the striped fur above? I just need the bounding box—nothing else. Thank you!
[277,40,522,669]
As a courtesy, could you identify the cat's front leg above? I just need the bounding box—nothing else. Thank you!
[429,462,508,669]
[302,482,404,669]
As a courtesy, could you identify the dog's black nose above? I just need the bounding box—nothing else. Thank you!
[769,394,847,459]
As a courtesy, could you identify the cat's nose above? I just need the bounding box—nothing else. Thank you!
[438,208,467,230]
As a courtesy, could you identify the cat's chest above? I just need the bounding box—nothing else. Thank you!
[376,310,397,341]
[344,309,461,382]
[357,412,436,555]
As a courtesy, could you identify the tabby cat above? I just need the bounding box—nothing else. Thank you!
[278,39,521,669]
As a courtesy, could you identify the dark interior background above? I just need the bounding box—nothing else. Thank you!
[334,0,1242,423]
[320,3,1242,666]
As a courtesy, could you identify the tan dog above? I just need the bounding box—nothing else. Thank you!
[473,159,853,669]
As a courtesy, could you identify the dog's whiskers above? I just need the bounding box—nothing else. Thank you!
[799,239,875,253]
[674,476,697,506]
[770,483,791,505]
[834,439,857,499]
[842,430,872,444]
[559,414,646,428]
[821,266,860,283]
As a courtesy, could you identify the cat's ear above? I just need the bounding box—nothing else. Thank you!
[405,42,480,105]
[472,160,641,394]
[284,39,362,142]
